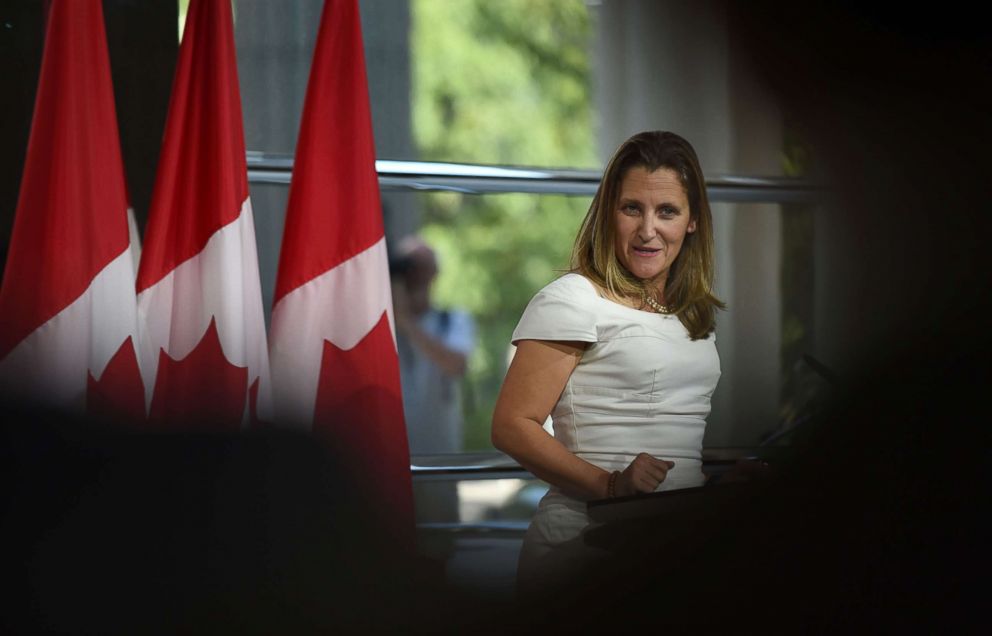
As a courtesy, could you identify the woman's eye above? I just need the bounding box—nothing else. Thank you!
[621,204,640,215]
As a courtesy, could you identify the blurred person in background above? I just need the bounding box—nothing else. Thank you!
[391,235,475,457]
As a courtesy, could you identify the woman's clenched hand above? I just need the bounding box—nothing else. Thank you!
[615,453,675,497]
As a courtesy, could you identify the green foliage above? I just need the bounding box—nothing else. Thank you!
[413,0,594,167]
[411,0,595,450]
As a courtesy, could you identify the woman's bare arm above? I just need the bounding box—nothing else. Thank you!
[491,339,612,500]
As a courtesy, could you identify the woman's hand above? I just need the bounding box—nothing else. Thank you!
[615,453,675,497]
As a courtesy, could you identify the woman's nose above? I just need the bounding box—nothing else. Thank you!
[638,217,656,241]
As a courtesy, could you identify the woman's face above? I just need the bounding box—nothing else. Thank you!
[612,166,696,286]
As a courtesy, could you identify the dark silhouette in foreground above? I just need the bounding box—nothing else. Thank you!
[0,404,461,634]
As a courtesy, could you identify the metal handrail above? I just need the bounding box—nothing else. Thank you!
[246,152,824,202]
[410,447,784,480]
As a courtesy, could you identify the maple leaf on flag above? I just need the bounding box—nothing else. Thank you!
[87,337,146,424]
[148,319,249,431]
[313,313,409,526]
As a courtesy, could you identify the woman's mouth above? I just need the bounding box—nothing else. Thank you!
[632,246,661,257]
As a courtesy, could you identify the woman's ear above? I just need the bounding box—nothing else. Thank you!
[688,218,697,233]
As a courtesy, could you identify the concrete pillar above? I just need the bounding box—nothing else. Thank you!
[359,0,418,246]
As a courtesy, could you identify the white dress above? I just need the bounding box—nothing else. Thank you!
[510,273,721,581]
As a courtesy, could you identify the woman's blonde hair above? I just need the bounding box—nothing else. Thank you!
[571,131,724,339]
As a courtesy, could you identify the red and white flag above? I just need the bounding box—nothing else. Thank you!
[269,0,413,533]
[136,0,270,429]
[0,0,144,421]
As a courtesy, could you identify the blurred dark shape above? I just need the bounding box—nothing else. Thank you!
[0,399,477,634]
[761,353,836,446]
[388,253,414,278]
[728,1,991,372]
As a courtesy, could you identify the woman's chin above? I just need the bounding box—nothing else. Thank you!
[633,268,664,282]
[619,264,661,282]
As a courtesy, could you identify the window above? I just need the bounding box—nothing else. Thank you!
[235,1,822,536]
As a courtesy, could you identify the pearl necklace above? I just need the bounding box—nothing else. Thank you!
[641,291,673,314]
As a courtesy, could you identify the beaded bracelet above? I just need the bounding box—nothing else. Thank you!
[607,470,621,498]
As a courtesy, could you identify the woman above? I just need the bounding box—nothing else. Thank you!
[491,131,724,587]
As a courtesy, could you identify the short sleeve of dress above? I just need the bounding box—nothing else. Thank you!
[511,274,599,345]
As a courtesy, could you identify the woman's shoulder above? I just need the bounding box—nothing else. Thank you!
[536,272,600,302]
[513,273,600,344]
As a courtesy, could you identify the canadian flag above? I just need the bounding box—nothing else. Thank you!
[0,0,144,422]
[136,0,270,429]
[269,0,413,535]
